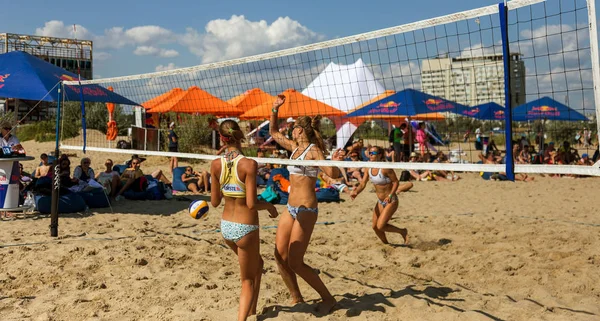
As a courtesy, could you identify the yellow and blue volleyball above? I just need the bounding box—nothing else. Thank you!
[189,200,209,220]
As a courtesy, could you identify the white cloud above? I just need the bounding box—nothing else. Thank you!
[35,20,92,40]
[94,52,112,61]
[179,15,325,63]
[134,46,179,58]
[155,63,179,72]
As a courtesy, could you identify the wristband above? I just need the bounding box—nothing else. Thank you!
[272,108,278,113]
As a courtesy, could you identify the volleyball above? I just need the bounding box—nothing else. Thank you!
[189,200,209,220]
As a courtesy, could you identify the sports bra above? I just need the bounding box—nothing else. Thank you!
[369,168,391,185]
[219,154,247,198]
[288,144,319,178]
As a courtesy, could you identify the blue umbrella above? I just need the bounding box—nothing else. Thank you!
[512,97,588,122]
[459,102,506,120]
[345,88,467,118]
[0,51,138,105]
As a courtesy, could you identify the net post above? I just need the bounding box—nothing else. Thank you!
[587,0,600,147]
[499,2,515,181]
[50,84,62,237]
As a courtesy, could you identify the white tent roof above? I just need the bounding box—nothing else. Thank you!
[302,59,385,149]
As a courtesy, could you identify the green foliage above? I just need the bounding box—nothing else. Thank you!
[354,121,388,140]
[18,120,56,142]
[161,113,213,154]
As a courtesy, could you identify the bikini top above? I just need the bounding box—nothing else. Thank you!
[219,154,246,198]
[288,144,319,178]
[369,168,391,185]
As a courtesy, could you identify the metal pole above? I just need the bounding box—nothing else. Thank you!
[499,2,515,180]
[50,84,62,237]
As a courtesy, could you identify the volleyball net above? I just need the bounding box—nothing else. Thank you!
[59,0,600,176]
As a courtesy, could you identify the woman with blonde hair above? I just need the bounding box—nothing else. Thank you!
[269,95,343,314]
[210,119,278,321]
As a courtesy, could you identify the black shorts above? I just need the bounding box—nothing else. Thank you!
[168,146,178,152]
[393,143,402,158]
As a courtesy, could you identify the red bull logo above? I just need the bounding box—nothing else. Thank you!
[58,74,77,81]
[424,98,454,111]
[494,110,505,119]
[462,108,480,116]
[378,101,400,108]
[368,101,399,114]
[56,74,108,97]
[0,74,10,89]
[528,105,560,117]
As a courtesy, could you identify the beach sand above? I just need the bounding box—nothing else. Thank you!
[1,140,599,321]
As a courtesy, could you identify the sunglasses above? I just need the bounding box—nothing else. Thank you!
[186,168,192,172]
[132,162,140,165]
[369,151,379,155]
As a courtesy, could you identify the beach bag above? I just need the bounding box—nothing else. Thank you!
[316,187,340,203]
[258,186,279,203]
[272,174,291,193]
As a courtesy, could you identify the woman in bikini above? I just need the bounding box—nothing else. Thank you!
[350,146,409,244]
[270,95,343,314]
[210,120,278,321]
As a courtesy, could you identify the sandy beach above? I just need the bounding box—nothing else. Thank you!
[1,140,599,321]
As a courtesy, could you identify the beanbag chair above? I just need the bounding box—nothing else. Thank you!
[35,193,87,214]
[316,187,340,202]
[122,189,150,200]
[112,164,128,175]
[172,167,188,192]
[77,188,110,208]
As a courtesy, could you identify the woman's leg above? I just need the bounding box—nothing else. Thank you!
[376,201,408,244]
[187,182,199,193]
[202,171,210,192]
[372,204,388,244]
[229,229,261,320]
[274,210,303,304]
[288,212,336,314]
[110,176,120,197]
[152,169,171,185]
[396,182,413,194]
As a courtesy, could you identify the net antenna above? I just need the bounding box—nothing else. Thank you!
[60,0,600,177]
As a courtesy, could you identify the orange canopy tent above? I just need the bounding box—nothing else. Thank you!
[345,90,445,124]
[239,88,346,120]
[227,88,276,113]
[141,88,187,110]
[147,86,242,116]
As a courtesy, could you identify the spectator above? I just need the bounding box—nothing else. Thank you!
[389,125,403,162]
[96,159,120,197]
[416,122,428,156]
[57,155,78,188]
[168,122,178,172]
[125,154,146,167]
[181,166,210,194]
[115,158,172,201]
[0,121,20,148]
[578,153,593,166]
[34,153,52,178]
[73,157,95,182]
[475,127,482,150]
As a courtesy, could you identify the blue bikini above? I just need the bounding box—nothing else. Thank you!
[221,220,259,243]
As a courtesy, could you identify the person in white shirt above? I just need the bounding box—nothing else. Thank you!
[0,121,20,148]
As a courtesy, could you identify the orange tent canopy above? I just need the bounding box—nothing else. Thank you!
[239,88,346,120]
[345,90,445,122]
[148,86,242,116]
[227,88,276,113]
[142,88,187,110]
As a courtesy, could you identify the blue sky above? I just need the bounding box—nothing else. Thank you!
[0,0,560,78]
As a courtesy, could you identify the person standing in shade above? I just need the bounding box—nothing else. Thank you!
[389,125,403,162]
[168,122,178,172]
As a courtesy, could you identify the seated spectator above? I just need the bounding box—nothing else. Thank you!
[115,158,172,201]
[478,152,534,182]
[125,154,146,167]
[34,153,52,178]
[543,142,556,163]
[578,153,593,166]
[73,157,95,182]
[96,159,121,196]
[518,145,531,164]
[558,141,578,164]
[345,150,363,182]
[318,171,351,194]
[385,146,395,162]
[57,155,78,188]
[181,166,209,194]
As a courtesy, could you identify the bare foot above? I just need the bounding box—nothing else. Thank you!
[400,228,409,244]
[316,298,337,315]
[290,297,305,305]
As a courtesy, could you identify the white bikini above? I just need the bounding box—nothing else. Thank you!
[369,168,395,207]
[287,144,319,219]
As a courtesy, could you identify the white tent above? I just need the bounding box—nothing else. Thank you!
[302,59,385,149]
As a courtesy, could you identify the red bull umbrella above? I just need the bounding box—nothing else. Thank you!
[0,51,138,105]
[512,96,588,121]
[345,88,467,118]
[459,102,506,120]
